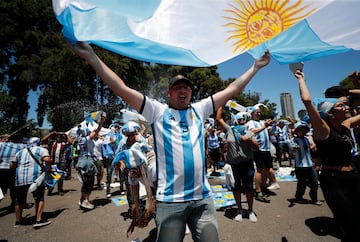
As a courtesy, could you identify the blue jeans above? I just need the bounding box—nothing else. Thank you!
[155,196,219,242]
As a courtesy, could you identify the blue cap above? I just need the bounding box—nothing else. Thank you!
[313,98,339,119]
[294,121,310,133]
[246,106,257,114]
[122,121,141,135]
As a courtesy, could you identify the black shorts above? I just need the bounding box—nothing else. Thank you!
[15,183,45,205]
[208,148,220,162]
[0,169,15,193]
[254,151,273,170]
[279,142,290,154]
[231,162,255,192]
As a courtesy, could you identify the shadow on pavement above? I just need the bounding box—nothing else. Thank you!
[78,198,112,213]
[0,206,14,218]
[47,189,77,196]
[19,208,67,226]
[305,216,343,240]
[92,198,111,207]
[223,207,238,219]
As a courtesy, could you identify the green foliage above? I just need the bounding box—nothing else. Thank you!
[339,76,356,89]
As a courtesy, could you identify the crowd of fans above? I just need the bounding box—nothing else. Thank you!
[1,43,359,240]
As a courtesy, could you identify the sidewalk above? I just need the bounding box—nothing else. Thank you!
[0,168,342,242]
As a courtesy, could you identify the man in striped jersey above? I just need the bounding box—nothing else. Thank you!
[69,41,270,242]
[10,137,52,228]
[0,133,27,211]
[246,107,279,204]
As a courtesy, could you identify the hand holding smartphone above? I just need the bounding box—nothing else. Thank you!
[289,62,304,74]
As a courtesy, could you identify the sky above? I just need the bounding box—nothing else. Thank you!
[27,49,360,129]
[217,50,360,118]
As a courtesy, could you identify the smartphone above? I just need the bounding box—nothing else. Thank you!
[289,62,304,74]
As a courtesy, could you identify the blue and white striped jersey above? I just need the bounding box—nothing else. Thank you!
[14,146,50,186]
[112,142,147,169]
[278,125,291,144]
[293,136,314,168]
[246,120,271,151]
[0,142,27,169]
[207,133,220,149]
[141,96,213,202]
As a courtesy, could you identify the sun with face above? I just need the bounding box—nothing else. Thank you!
[223,0,318,53]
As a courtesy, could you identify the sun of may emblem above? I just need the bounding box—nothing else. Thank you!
[224,0,317,53]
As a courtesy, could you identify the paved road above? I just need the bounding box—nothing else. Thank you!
[0,168,342,242]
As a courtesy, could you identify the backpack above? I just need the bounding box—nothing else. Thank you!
[226,128,254,165]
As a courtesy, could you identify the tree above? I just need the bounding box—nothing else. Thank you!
[1,0,60,132]
[0,84,15,134]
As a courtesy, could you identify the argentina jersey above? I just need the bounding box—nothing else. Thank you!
[15,146,49,186]
[112,142,147,168]
[141,96,213,202]
[293,137,313,167]
[246,120,271,151]
[0,142,27,169]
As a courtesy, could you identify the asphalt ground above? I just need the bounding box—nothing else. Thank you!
[0,167,343,242]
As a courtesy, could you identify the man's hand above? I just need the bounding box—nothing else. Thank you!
[97,111,106,124]
[254,50,270,71]
[294,70,305,80]
[119,161,126,171]
[67,41,96,61]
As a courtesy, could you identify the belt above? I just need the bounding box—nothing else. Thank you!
[321,164,353,172]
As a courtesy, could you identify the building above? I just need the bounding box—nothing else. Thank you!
[280,92,295,119]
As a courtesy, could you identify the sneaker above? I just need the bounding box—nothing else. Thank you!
[312,201,323,206]
[78,200,82,206]
[255,192,270,203]
[234,212,243,222]
[81,200,94,210]
[267,182,280,190]
[106,193,111,198]
[248,211,258,223]
[14,221,22,227]
[33,219,51,228]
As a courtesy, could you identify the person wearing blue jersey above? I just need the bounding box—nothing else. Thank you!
[207,124,222,176]
[68,41,270,242]
[10,137,52,228]
[113,121,151,218]
[75,112,105,210]
[0,134,27,211]
[246,107,279,203]
[292,121,321,205]
[102,124,123,198]
[112,131,156,238]
[277,120,293,167]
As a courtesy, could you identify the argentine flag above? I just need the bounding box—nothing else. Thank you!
[53,0,360,66]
